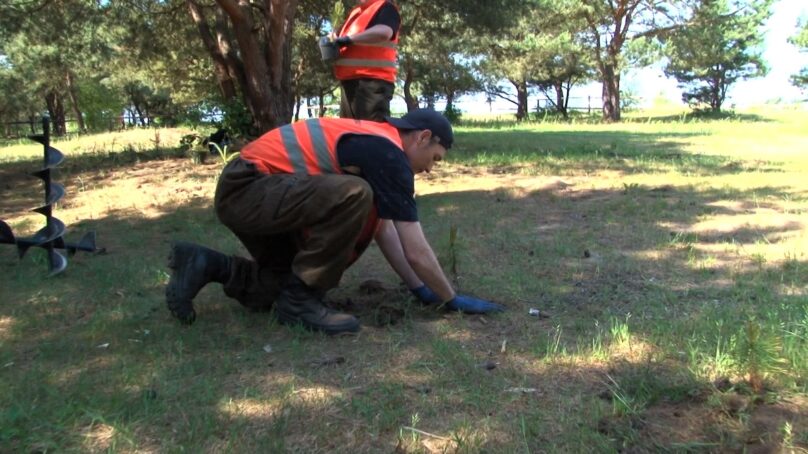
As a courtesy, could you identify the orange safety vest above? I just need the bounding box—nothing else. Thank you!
[334,0,398,83]
[240,118,403,175]
[239,118,405,264]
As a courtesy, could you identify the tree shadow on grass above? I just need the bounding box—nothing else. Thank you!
[0,146,193,217]
[1,165,806,451]
[453,129,782,176]
[0,148,222,221]
[621,110,772,124]
[0,145,189,176]
[458,111,771,128]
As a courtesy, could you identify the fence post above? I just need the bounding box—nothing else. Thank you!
[588,96,591,114]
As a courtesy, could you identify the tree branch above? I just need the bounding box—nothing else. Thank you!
[215,0,243,22]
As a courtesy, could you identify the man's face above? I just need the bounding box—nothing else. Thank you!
[406,130,447,174]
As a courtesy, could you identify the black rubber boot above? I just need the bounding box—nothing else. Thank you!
[166,241,231,324]
[274,275,360,335]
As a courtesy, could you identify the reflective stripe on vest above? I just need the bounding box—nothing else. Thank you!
[239,118,403,176]
[334,58,397,68]
[334,0,398,82]
[361,41,397,49]
[278,121,336,174]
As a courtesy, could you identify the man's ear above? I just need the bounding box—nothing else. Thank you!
[418,129,432,145]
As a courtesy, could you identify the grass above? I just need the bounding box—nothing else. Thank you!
[1,108,807,452]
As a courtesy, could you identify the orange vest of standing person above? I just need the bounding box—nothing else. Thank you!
[239,118,405,264]
[334,0,398,83]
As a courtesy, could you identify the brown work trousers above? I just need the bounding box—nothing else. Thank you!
[340,78,394,121]
[214,158,373,309]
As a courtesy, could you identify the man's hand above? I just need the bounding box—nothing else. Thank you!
[410,285,442,305]
[445,295,505,314]
[335,36,352,46]
[411,286,505,314]
[319,36,338,62]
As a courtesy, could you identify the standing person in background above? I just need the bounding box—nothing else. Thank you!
[332,0,400,121]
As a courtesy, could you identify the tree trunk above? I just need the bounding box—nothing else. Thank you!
[585,3,632,123]
[138,108,145,127]
[193,0,297,133]
[554,81,567,119]
[44,90,66,136]
[711,73,722,113]
[65,71,86,132]
[318,93,325,117]
[513,79,529,122]
[402,62,419,111]
[563,78,572,117]
[424,94,435,109]
[186,0,238,101]
[445,92,455,113]
[601,63,620,122]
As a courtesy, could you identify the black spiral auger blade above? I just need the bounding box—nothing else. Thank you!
[0,116,102,276]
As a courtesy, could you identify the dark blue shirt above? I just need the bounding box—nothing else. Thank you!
[337,134,417,222]
[369,2,401,40]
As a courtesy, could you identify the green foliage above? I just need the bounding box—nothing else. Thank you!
[121,82,188,126]
[477,1,595,120]
[664,0,773,113]
[441,0,531,32]
[577,0,691,121]
[292,0,339,117]
[107,1,218,110]
[624,35,665,68]
[179,132,206,151]
[221,98,254,138]
[620,87,641,111]
[444,103,463,122]
[448,224,459,282]
[788,19,808,89]
[78,79,125,132]
[350,382,409,432]
[396,0,527,112]
[733,318,788,392]
[209,142,239,168]
[397,2,486,111]
[0,0,116,133]
[329,1,345,31]
[0,60,39,128]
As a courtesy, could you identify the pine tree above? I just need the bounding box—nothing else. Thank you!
[788,20,808,90]
[663,0,772,113]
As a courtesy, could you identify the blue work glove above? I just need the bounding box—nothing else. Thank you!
[410,285,442,305]
[445,295,505,314]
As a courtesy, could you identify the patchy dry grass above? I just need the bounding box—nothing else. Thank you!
[1,109,807,452]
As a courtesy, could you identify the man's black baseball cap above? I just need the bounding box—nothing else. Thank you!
[385,108,454,149]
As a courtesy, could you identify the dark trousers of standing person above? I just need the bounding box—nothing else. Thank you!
[212,158,374,310]
[339,78,395,121]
